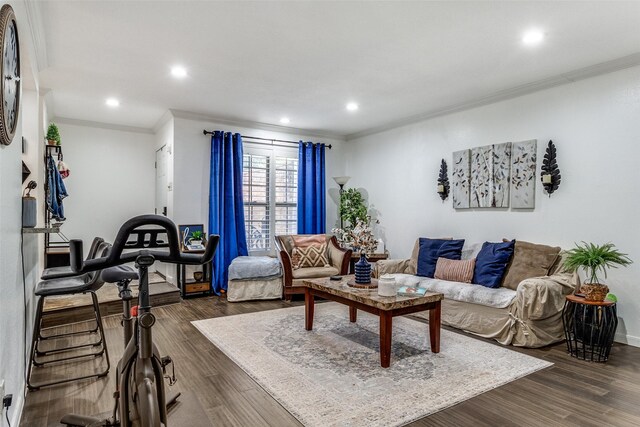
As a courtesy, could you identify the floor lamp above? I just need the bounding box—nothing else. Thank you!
[333,176,350,229]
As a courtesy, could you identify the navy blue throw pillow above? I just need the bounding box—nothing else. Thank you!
[417,238,465,278]
[472,240,515,288]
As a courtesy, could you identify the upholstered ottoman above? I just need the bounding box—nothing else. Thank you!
[227,256,283,302]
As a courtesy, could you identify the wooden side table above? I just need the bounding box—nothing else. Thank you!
[562,294,617,362]
[176,248,213,298]
[348,252,388,274]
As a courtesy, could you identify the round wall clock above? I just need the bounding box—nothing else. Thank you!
[0,4,19,146]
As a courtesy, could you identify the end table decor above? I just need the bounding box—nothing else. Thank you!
[563,242,632,301]
[354,252,372,284]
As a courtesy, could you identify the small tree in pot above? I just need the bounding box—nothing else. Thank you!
[46,123,61,146]
[339,188,368,230]
[564,242,632,301]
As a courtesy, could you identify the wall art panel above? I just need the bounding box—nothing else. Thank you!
[511,139,537,208]
[452,149,470,208]
[492,142,512,208]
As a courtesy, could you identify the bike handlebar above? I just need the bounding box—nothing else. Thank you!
[69,215,219,274]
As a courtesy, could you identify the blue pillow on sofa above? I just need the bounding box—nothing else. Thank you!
[472,240,515,288]
[417,238,465,278]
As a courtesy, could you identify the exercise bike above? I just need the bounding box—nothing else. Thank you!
[60,215,218,427]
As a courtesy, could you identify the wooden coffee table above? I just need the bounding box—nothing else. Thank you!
[302,275,443,368]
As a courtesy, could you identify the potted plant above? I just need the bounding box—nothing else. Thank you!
[564,242,632,301]
[189,230,204,245]
[46,123,61,146]
[339,188,368,230]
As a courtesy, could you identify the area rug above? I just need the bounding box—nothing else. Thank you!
[192,303,551,427]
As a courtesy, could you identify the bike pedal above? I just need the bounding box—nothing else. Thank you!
[160,356,172,367]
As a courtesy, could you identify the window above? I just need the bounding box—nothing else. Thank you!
[243,147,298,253]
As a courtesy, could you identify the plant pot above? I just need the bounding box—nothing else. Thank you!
[193,271,204,282]
[190,240,202,246]
[47,139,57,146]
[581,283,609,302]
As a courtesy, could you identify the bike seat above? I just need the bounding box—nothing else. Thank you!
[101,265,139,283]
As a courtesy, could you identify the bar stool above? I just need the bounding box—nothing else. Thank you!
[27,241,112,390]
[41,236,105,280]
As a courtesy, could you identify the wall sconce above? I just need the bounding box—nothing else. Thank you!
[540,140,561,196]
[437,159,449,201]
[333,176,350,229]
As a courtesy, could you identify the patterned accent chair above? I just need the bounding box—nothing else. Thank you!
[275,234,352,300]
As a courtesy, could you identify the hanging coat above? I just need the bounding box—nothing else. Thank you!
[46,154,68,221]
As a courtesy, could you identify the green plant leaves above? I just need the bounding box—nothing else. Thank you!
[339,188,368,230]
[563,241,632,284]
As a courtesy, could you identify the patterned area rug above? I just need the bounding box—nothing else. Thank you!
[192,303,551,427]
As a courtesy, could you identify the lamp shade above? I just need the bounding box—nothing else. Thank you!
[333,176,351,186]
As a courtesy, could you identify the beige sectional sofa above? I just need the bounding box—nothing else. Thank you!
[374,239,579,347]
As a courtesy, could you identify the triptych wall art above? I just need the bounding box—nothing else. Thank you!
[452,139,537,209]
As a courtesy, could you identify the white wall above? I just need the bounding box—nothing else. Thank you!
[0,3,44,426]
[153,115,174,279]
[345,66,640,346]
[0,101,27,427]
[56,122,156,253]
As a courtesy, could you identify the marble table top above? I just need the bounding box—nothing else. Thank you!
[302,275,443,311]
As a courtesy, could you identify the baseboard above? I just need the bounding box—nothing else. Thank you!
[614,332,640,347]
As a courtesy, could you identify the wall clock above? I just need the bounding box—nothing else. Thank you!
[0,4,19,146]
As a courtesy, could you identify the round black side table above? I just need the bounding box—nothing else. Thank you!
[562,294,618,362]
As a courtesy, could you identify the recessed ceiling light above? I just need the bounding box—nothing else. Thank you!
[105,98,120,107]
[171,65,188,78]
[346,102,359,111]
[279,117,290,124]
[522,29,544,46]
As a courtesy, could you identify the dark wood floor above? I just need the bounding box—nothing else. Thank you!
[22,296,640,426]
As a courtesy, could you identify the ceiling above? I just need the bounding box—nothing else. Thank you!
[38,1,640,137]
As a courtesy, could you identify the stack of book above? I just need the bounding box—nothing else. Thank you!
[397,286,427,297]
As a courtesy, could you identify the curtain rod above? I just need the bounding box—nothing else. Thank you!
[202,129,332,149]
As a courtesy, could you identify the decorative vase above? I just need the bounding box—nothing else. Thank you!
[581,283,609,302]
[378,276,397,297]
[354,252,371,284]
[193,271,204,282]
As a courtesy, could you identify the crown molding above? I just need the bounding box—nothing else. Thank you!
[346,52,640,141]
[23,0,48,72]
[152,110,175,134]
[169,109,347,141]
[52,116,154,135]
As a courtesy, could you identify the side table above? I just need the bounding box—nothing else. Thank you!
[176,248,213,298]
[562,294,617,362]
[349,252,388,274]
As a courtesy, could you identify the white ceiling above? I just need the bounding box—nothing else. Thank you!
[38,1,640,137]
